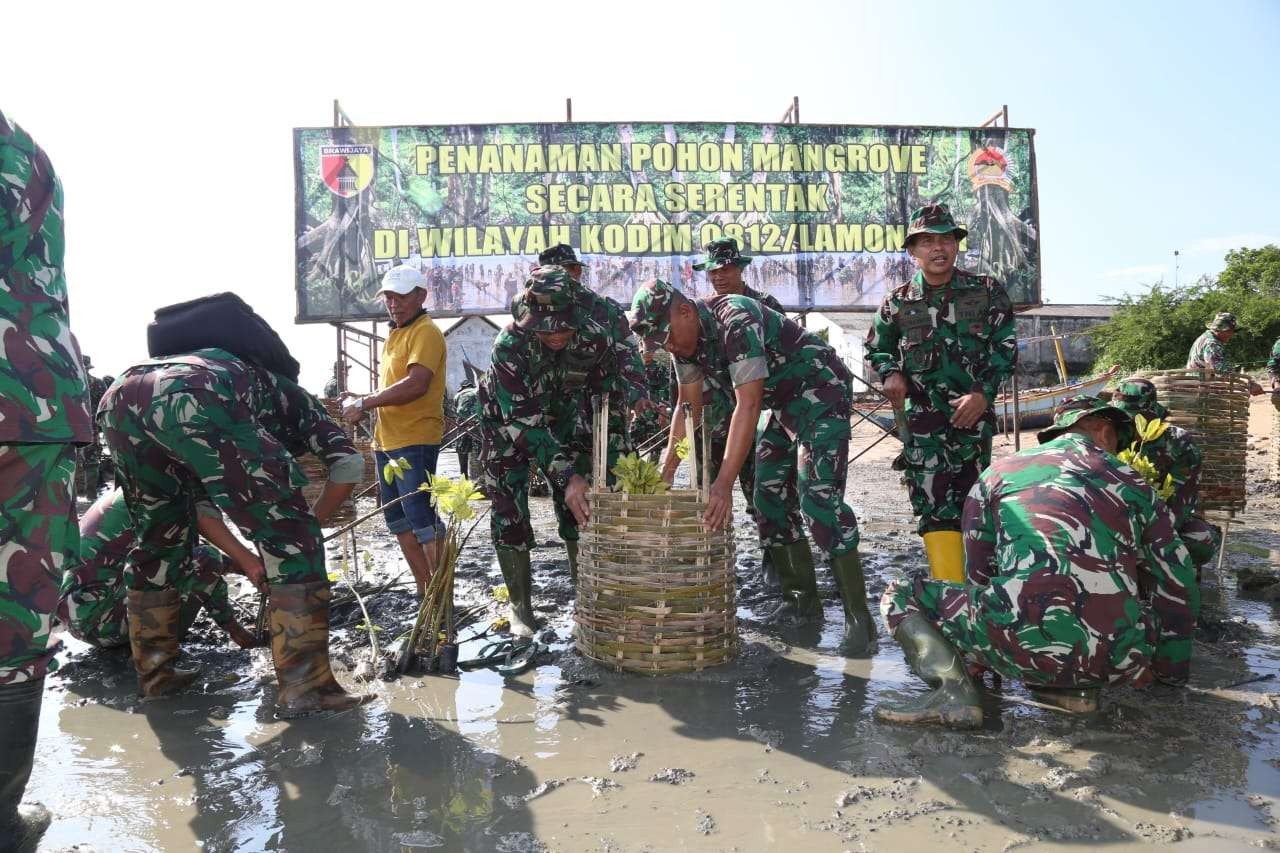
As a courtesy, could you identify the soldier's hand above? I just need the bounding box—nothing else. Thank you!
[633,398,660,417]
[227,621,263,650]
[341,397,365,425]
[949,391,988,430]
[703,480,733,530]
[231,555,268,591]
[883,371,907,407]
[564,474,591,525]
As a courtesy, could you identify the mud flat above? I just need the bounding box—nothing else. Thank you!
[30,398,1280,851]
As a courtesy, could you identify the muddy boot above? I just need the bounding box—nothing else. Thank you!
[831,550,877,656]
[874,613,982,729]
[496,547,539,638]
[565,540,579,587]
[762,541,821,624]
[127,588,201,698]
[0,679,52,852]
[1028,685,1101,714]
[759,548,780,592]
[268,581,374,718]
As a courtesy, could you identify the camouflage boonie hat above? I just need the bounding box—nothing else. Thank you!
[904,203,968,247]
[1037,394,1133,445]
[692,237,751,272]
[1110,378,1169,420]
[1207,311,1237,332]
[630,279,680,342]
[518,266,577,333]
[538,243,586,268]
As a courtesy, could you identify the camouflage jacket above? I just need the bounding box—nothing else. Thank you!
[644,359,674,408]
[677,295,852,438]
[0,110,92,443]
[741,284,785,314]
[1186,330,1232,372]
[1133,425,1203,529]
[673,300,738,433]
[963,432,1199,685]
[478,324,579,488]
[454,387,479,420]
[1267,337,1280,381]
[59,489,234,632]
[865,268,1017,411]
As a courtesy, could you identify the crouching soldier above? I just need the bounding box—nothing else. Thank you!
[98,349,370,716]
[876,396,1198,728]
[630,279,876,654]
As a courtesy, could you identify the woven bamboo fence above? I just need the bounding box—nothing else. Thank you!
[297,400,379,527]
[575,400,737,675]
[1143,369,1250,513]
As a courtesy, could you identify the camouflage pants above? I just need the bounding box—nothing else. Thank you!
[898,406,993,535]
[76,437,103,498]
[61,544,232,649]
[880,576,1160,688]
[101,387,325,590]
[0,443,77,684]
[754,412,859,558]
[479,443,589,551]
[1180,515,1221,568]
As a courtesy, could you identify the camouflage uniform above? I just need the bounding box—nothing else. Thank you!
[453,383,479,475]
[631,355,675,459]
[865,207,1017,535]
[98,348,360,591]
[478,268,586,550]
[1186,312,1238,372]
[58,489,235,649]
[1110,379,1219,567]
[881,398,1199,688]
[0,110,92,685]
[76,360,108,497]
[1267,337,1280,383]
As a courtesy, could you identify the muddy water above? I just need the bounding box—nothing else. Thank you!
[30,435,1280,852]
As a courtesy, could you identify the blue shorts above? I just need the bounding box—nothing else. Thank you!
[375,445,440,544]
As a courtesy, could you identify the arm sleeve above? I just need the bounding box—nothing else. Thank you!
[961,479,998,586]
[864,297,904,382]
[973,284,1018,400]
[406,322,446,375]
[719,300,769,388]
[1138,499,1200,684]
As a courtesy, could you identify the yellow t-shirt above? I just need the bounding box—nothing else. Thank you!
[373,312,446,449]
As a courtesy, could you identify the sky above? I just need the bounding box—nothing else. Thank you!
[5,0,1278,391]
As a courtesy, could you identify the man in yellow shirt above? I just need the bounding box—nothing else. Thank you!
[343,266,447,597]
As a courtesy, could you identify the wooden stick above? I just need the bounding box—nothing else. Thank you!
[683,402,698,495]
[700,406,711,498]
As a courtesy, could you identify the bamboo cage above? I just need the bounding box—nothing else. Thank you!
[575,399,737,675]
[1142,369,1250,513]
[297,400,380,527]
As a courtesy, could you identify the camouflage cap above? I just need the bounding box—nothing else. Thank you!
[1109,377,1169,419]
[1036,394,1133,445]
[1207,311,1238,332]
[518,265,577,333]
[692,237,752,272]
[538,243,585,268]
[630,278,680,342]
[904,203,968,247]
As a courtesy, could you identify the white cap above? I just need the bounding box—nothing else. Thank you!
[378,265,428,295]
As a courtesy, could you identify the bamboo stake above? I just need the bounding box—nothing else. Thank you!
[683,403,698,494]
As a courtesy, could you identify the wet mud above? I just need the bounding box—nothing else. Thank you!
[31,401,1280,851]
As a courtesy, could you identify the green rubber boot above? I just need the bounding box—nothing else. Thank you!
[874,613,982,729]
[496,547,538,638]
[763,541,822,624]
[759,547,780,592]
[831,550,877,656]
[565,540,579,587]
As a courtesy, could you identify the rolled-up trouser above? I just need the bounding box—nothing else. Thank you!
[0,443,77,684]
[101,388,326,590]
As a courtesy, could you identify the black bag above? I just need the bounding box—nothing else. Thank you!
[147,292,301,382]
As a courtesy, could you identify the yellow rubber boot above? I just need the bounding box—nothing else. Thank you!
[922,531,965,583]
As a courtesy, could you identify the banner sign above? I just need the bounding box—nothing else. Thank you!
[294,122,1038,323]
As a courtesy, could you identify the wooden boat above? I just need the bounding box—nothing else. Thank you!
[852,368,1121,433]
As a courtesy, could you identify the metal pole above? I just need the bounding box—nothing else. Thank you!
[792,96,800,124]
[566,98,573,122]
[1011,373,1021,451]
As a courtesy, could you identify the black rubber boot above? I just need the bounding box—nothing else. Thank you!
[874,613,982,729]
[763,541,822,624]
[830,550,877,656]
[565,540,579,587]
[496,547,538,638]
[0,679,52,852]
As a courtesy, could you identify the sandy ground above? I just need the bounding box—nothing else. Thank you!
[28,396,1280,852]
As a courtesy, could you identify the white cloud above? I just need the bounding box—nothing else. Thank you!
[1188,234,1280,254]
[1103,264,1167,279]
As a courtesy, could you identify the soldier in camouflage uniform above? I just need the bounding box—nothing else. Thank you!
[1186,311,1264,395]
[876,396,1198,729]
[865,204,1018,582]
[453,378,479,477]
[99,347,370,715]
[58,488,262,651]
[631,280,876,654]
[1109,378,1220,568]
[0,109,92,847]
[478,267,592,636]
[631,343,674,460]
[76,354,109,498]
